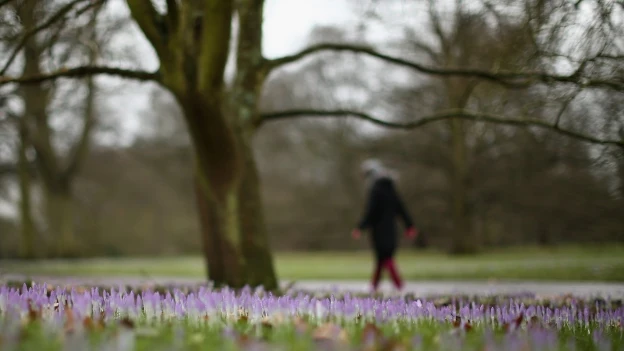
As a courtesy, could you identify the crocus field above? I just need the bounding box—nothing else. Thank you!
[0,283,622,351]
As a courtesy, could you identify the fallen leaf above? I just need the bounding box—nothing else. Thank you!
[236,333,251,348]
[83,316,105,331]
[64,307,75,333]
[269,312,286,325]
[119,317,135,329]
[313,323,348,344]
[514,313,524,326]
[528,316,541,328]
[294,317,309,334]
[83,317,94,330]
[27,299,40,322]
[361,322,382,346]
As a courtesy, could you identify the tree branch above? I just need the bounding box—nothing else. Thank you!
[428,0,450,60]
[7,105,60,186]
[198,0,233,92]
[554,89,581,128]
[265,43,624,92]
[0,0,91,75]
[0,162,18,176]
[0,65,159,86]
[260,108,624,148]
[62,8,100,181]
[166,0,179,29]
[0,160,38,178]
[126,0,167,56]
[595,54,624,61]
[62,77,96,180]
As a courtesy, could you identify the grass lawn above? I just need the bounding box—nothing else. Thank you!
[1,244,623,282]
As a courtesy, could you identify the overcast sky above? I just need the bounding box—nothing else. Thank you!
[264,0,357,57]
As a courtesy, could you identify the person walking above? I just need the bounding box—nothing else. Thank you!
[351,159,418,293]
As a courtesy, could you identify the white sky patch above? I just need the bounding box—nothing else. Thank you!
[263,0,356,58]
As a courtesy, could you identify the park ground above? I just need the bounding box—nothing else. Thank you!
[2,245,624,350]
[1,244,623,282]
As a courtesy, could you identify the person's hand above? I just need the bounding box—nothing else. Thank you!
[405,227,418,239]
[351,228,362,240]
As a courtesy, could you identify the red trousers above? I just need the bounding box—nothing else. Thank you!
[371,258,403,290]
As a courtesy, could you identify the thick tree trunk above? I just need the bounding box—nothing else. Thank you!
[194,166,247,288]
[194,176,226,285]
[191,133,278,289]
[238,140,278,289]
[449,118,477,254]
[445,77,478,255]
[193,151,278,290]
[18,126,36,259]
[179,93,278,289]
[228,0,278,290]
[46,188,78,258]
[177,93,257,289]
[617,135,624,202]
[537,227,552,246]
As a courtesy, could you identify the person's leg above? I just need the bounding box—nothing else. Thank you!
[384,256,404,290]
[371,256,383,292]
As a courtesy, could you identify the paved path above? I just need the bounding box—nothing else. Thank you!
[1,274,623,298]
[292,280,624,298]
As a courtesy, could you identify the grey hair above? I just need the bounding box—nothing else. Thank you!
[360,158,398,187]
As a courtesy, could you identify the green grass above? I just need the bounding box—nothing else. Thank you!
[2,244,624,282]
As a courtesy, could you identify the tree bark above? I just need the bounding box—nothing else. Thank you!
[448,117,477,254]
[179,93,278,289]
[617,128,624,201]
[191,136,278,290]
[17,0,72,258]
[194,175,226,285]
[193,158,247,290]
[238,138,278,289]
[446,77,478,254]
[180,94,247,289]
[229,0,278,290]
[17,123,36,259]
[46,187,78,258]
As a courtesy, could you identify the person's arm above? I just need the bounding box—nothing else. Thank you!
[394,188,418,239]
[396,194,413,229]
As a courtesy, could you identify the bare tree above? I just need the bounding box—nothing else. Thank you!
[0,0,120,257]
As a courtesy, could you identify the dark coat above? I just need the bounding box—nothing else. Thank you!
[357,177,414,261]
